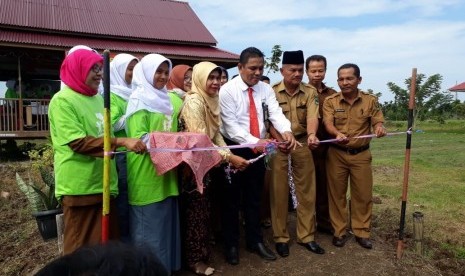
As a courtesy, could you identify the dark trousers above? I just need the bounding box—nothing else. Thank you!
[115,153,130,243]
[313,144,332,230]
[222,138,265,249]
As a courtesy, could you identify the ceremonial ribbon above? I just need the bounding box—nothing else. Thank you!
[110,141,286,155]
[106,129,412,157]
[317,129,412,144]
[288,129,412,208]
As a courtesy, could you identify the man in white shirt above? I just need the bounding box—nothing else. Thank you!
[219,46,296,265]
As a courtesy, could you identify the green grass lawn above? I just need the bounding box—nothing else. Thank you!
[371,120,465,257]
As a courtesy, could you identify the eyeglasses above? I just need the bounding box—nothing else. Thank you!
[91,64,104,74]
[184,76,192,82]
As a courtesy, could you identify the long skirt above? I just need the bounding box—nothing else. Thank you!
[180,166,213,268]
[129,197,181,272]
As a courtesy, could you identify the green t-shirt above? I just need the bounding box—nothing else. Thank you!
[110,93,128,138]
[49,87,118,199]
[5,88,18,99]
[126,93,183,206]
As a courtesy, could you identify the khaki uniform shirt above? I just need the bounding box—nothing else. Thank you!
[309,83,337,140]
[272,81,319,139]
[323,90,384,148]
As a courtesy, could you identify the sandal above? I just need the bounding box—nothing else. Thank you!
[192,261,215,276]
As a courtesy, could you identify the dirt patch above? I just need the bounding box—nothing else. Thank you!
[1,162,464,276]
[373,165,401,176]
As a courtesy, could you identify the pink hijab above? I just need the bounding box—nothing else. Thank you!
[60,49,103,96]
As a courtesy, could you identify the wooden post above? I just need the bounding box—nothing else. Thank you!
[56,213,64,255]
[25,106,33,126]
[18,57,24,131]
[413,212,424,255]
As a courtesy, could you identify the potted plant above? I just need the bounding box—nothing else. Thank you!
[16,144,61,241]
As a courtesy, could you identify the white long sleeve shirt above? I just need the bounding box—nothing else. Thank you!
[219,76,292,144]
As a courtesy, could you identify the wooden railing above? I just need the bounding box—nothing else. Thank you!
[0,98,50,139]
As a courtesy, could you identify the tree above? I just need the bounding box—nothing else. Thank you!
[264,45,283,76]
[452,100,465,118]
[367,89,382,98]
[386,73,453,123]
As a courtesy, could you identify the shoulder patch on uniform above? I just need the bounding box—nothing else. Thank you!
[304,83,314,88]
[361,90,378,99]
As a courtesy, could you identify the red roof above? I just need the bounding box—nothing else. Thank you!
[0,0,239,64]
[448,82,465,92]
[0,0,217,45]
[0,29,238,62]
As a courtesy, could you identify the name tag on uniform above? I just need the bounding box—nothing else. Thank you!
[336,109,345,112]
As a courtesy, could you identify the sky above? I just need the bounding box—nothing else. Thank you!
[190,0,465,103]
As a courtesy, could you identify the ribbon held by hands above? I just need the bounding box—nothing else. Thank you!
[318,129,412,144]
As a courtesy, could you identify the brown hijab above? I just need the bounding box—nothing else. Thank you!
[166,64,192,90]
[185,61,221,138]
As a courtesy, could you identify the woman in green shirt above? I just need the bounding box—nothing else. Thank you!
[49,48,146,255]
[125,54,183,273]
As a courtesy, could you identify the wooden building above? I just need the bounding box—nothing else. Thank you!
[0,0,238,139]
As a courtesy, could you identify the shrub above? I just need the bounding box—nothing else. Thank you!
[15,143,59,212]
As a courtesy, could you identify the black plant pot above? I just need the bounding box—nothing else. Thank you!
[32,209,63,241]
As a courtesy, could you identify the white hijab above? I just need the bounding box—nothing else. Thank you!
[125,54,173,121]
[110,53,138,100]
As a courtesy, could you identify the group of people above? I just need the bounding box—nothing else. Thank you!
[47,44,386,275]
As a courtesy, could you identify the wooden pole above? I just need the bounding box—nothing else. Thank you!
[396,68,417,259]
[101,50,111,243]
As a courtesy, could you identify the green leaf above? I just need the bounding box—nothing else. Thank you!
[15,173,45,212]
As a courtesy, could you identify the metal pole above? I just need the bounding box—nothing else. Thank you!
[102,50,111,243]
[396,68,417,259]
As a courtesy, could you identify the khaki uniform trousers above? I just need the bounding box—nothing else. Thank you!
[62,195,119,255]
[326,146,373,238]
[270,142,316,243]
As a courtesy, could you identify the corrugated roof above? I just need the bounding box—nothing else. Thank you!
[0,0,217,45]
[448,82,465,92]
[0,29,238,62]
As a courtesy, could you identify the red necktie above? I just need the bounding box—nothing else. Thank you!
[248,87,260,138]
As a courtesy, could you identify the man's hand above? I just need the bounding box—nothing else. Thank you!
[119,138,147,154]
[277,142,291,154]
[282,131,298,150]
[335,132,349,144]
[229,154,249,171]
[307,133,319,150]
[375,124,387,138]
[254,139,271,153]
